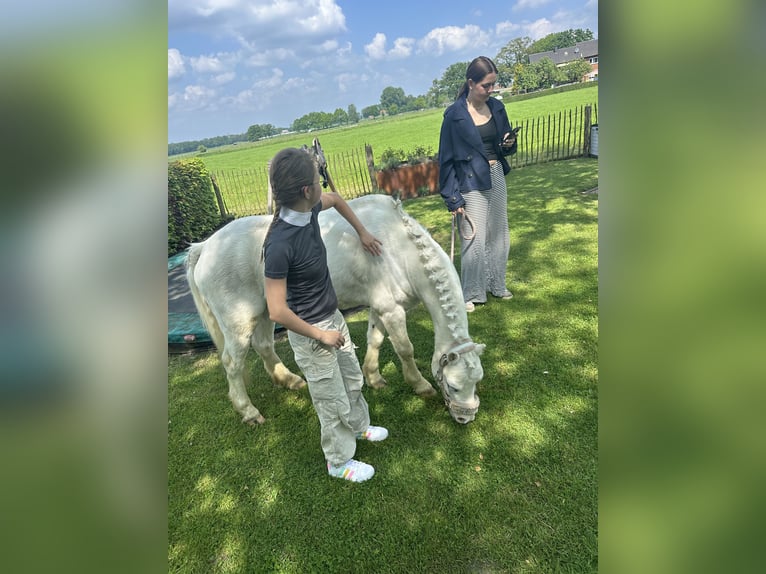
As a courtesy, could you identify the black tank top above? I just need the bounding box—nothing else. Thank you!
[476,118,497,161]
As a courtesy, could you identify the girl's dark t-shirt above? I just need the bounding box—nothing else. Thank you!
[263,202,338,324]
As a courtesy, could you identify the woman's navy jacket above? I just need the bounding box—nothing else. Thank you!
[438,95,516,212]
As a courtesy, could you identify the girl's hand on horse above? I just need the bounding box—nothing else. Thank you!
[359,230,383,257]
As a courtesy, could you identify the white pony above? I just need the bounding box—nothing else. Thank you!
[186,194,485,424]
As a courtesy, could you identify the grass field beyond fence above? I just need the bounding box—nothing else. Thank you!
[169,157,599,573]
[171,85,598,218]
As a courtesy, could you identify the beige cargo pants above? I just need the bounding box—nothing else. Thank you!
[287,309,370,466]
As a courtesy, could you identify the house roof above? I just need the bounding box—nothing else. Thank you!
[529,39,598,66]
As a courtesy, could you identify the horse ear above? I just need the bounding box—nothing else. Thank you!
[474,343,486,356]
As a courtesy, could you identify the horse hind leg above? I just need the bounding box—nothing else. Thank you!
[251,316,305,390]
[220,336,265,425]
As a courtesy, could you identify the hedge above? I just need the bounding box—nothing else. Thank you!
[168,158,222,256]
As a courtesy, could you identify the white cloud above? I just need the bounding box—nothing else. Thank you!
[365,33,387,60]
[513,0,552,11]
[170,0,346,45]
[190,55,224,73]
[212,72,235,85]
[335,72,369,93]
[168,49,185,79]
[525,18,556,40]
[365,32,415,60]
[418,25,489,56]
[246,48,295,67]
[495,21,521,37]
[180,84,217,111]
[389,37,415,59]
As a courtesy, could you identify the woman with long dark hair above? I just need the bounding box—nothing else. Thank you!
[438,56,518,312]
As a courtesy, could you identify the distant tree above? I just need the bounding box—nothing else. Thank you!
[380,87,407,115]
[532,58,567,89]
[512,62,539,94]
[347,103,359,123]
[197,145,207,153]
[246,123,278,141]
[560,58,593,83]
[429,61,470,105]
[497,36,533,67]
[529,29,594,54]
[409,95,428,111]
[361,104,380,118]
[332,107,348,126]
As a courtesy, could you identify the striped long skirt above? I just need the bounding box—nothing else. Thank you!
[457,161,510,304]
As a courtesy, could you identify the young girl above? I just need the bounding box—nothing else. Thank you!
[263,147,387,483]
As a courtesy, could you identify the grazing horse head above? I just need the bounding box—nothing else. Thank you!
[433,340,485,424]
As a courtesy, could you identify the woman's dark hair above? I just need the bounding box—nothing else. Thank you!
[456,56,499,100]
[262,147,318,260]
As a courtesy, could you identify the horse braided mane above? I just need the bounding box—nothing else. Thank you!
[393,200,467,343]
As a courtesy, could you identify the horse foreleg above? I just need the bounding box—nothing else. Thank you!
[362,311,388,389]
[251,316,306,390]
[221,336,265,425]
[377,307,437,397]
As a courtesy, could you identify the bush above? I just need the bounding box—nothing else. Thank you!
[378,145,435,170]
[168,158,222,256]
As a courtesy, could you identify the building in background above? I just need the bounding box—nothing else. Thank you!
[529,39,599,82]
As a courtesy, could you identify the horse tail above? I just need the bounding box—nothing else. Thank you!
[186,243,226,355]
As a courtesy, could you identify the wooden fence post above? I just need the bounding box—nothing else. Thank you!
[209,173,229,220]
[266,160,273,215]
[365,144,379,192]
[583,105,592,157]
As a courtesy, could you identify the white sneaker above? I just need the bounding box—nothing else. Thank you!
[356,426,389,442]
[465,301,475,312]
[327,459,375,482]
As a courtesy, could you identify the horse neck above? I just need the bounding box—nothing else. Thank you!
[398,209,471,353]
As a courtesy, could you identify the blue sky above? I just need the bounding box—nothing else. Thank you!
[168,0,598,143]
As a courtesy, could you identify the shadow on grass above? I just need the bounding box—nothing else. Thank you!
[169,158,598,573]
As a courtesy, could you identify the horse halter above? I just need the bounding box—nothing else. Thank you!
[435,340,480,418]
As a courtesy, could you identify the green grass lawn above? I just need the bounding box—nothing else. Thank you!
[179,85,598,173]
[169,157,598,573]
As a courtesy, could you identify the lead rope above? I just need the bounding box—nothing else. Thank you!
[450,211,476,263]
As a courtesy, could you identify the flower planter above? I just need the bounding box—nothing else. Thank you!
[375,161,439,199]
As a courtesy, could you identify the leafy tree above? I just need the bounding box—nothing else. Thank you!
[532,58,567,89]
[560,58,593,83]
[409,95,428,111]
[246,123,278,141]
[428,61,470,106]
[197,145,207,153]
[361,104,380,118]
[529,29,594,54]
[332,107,348,126]
[380,86,407,114]
[495,37,532,86]
[512,62,539,94]
[347,104,359,124]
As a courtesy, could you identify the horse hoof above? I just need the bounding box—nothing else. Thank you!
[244,414,266,426]
[285,378,306,390]
[365,377,388,390]
[416,385,437,397]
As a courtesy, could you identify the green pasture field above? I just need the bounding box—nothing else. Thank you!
[173,85,598,173]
